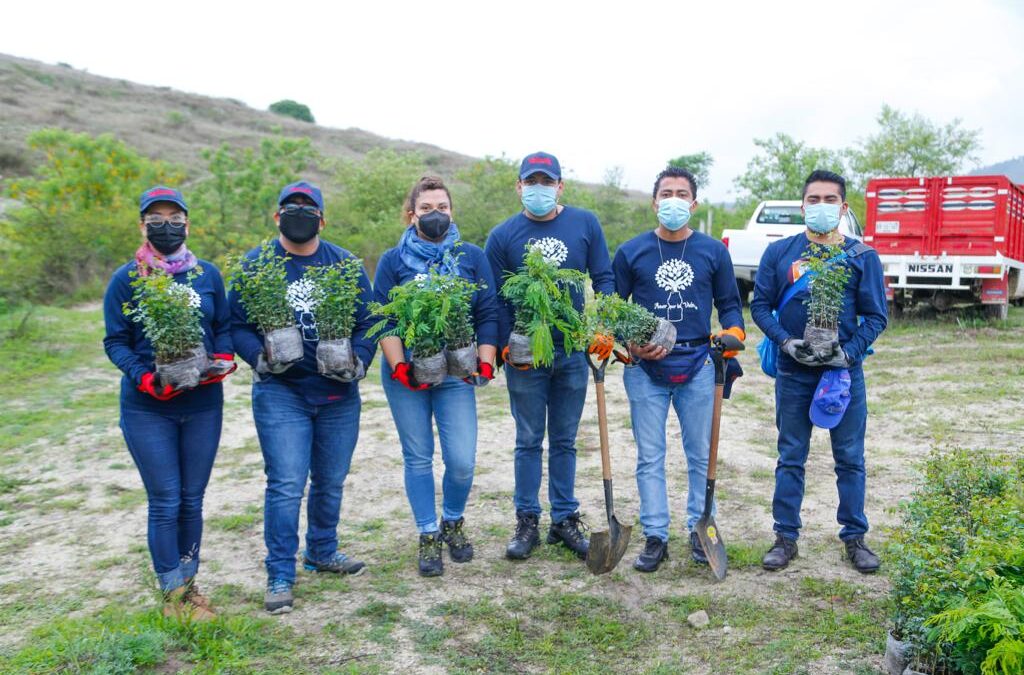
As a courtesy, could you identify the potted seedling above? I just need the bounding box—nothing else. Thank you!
[802,243,851,359]
[304,257,364,379]
[440,275,480,379]
[227,241,303,365]
[123,266,208,390]
[589,293,676,354]
[500,245,588,367]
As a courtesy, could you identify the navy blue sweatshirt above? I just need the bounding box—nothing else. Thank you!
[750,233,887,368]
[372,241,500,348]
[484,205,615,348]
[613,230,744,340]
[229,239,377,405]
[104,260,232,414]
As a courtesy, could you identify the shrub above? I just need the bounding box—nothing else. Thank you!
[122,267,205,362]
[803,243,851,330]
[225,241,294,333]
[587,293,660,346]
[268,99,314,123]
[302,257,363,340]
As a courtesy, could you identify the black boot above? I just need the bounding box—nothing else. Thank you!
[844,537,880,574]
[441,517,474,563]
[547,512,589,559]
[689,531,709,566]
[762,534,798,571]
[418,532,443,577]
[505,512,540,560]
[633,536,669,573]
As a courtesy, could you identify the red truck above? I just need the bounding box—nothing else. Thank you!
[864,175,1024,319]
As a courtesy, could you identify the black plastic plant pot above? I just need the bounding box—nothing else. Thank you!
[155,345,207,391]
[265,325,304,365]
[412,351,448,386]
[803,325,838,360]
[445,342,478,378]
[317,338,356,378]
[508,332,533,367]
[643,319,677,353]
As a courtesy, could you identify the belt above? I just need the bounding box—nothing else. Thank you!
[676,337,710,348]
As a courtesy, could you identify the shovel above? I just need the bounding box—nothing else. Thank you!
[695,333,745,581]
[585,354,633,575]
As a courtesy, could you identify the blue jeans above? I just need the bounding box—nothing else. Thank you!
[381,366,477,534]
[773,364,869,541]
[505,351,589,523]
[623,360,715,541]
[252,379,361,583]
[120,405,222,592]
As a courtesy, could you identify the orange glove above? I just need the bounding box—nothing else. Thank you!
[713,326,746,359]
[500,345,531,371]
[588,333,614,361]
[612,348,632,365]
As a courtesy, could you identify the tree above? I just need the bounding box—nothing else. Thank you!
[847,104,981,187]
[452,156,522,246]
[668,152,714,191]
[268,99,315,123]
[734,133,847,207]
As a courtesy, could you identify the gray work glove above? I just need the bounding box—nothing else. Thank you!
[256,351,294,376]
[781,338,819,366]
[322,357,366,383]
[817,341,851,369]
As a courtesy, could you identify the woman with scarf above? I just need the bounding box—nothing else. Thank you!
[103,186,235,619]
[373,176,499,577]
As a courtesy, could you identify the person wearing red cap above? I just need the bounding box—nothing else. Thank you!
[103,186,236,620]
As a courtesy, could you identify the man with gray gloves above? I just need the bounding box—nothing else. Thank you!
[750,170,887,574]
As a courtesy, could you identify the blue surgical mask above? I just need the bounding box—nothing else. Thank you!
[521,184,558,217]
[657,197,692,231]
[804,203,841,234]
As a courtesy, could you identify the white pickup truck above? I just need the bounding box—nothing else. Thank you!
[721,200,864,302]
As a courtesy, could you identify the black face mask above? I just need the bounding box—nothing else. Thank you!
[279,211,321,244]
[146,222,187,255]
[417,210,451,241]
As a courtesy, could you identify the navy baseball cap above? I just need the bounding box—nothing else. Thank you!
[519,152,561,180]
[140,186,188,214]
[809,368,852,429]
[278,181,324,211]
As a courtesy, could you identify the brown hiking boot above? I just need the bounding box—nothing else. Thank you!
[183,579,214,612]
[163,585,216,621]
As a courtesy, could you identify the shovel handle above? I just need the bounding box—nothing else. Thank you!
[594,380,613,481]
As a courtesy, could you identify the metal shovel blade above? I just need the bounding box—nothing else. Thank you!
[586,514,632,575]
[695,513,728,581]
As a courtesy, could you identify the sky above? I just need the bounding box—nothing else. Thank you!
[2,0,1023,201]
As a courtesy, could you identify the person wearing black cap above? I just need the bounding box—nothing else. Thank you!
[103,186,236,620]
[229,181,377,614]
[484,152,616,561]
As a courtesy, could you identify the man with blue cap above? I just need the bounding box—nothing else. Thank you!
[751,169,887,574]
[230,181,377,614]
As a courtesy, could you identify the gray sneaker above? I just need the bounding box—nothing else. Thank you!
[302,550,366,576]
[265,578,294,615]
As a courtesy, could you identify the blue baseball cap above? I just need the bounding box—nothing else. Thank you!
[519,152,561,180]
[277,181,324,211]
[809,368,852,429]
[140,186,188,214]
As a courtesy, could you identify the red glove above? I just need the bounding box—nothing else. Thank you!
[137,372,183,401]
[200,353,237,385]
[391,362,430,391]
[500,345,531,371]
[463,361,495,386]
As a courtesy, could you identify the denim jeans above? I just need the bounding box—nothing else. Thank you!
[120,405,222,592]
[504,351,589,523]
[381,366,477,534]
[773,364,869,541]
[252,379,361,583]
[623,359,715,541]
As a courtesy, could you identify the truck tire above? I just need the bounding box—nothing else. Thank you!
[887,300,904,320]
[985,303,1008,321]
[736,279,751,307]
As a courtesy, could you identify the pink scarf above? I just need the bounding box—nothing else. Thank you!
[134,241,199,276]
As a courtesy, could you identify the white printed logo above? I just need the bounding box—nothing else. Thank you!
[287,278,320,341]
[654,259,695,322]
[530,237,569,266]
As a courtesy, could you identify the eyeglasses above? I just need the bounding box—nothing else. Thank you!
[279,204,321,217]
[144,218,187,230]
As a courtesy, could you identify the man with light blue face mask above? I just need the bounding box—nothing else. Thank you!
[611,166,745,572]
[484,151,616,563]
[750,170,888,575]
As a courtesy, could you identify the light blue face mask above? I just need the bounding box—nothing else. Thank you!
[656,197,692,231]
[804,202,842,234]
[521,184,558,217]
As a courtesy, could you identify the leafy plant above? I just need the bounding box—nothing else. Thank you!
[926,580,1024,675]
[268,99,315,123]
[587,293,660,346]
[500,245,588,367]
[440,273,478,350]
[303,257,364,340]
[225,241,294,334]
[802,243,851,330]
[122,267,204,362]
[368,269,479,358]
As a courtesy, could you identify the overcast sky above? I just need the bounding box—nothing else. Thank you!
[3,0,1022,201]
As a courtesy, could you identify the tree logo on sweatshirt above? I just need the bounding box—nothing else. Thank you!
[529,237,569,266]
[286,278,320,341]
[654,259,695,322]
